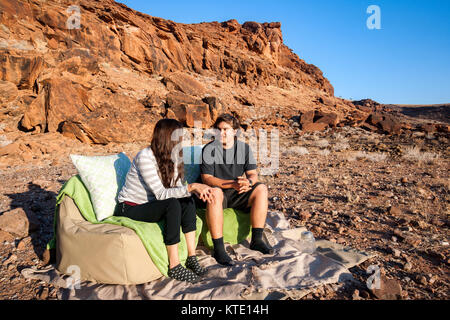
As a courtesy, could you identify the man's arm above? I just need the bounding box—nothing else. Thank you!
[245,169,258,186]
[201,174,237,189]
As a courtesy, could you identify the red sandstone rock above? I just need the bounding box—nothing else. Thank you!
[0,208,39,237]
[302,122,328,132]
[0,80,18,104]
[315,111,339,127]
[379,116,402,135]
[300,110,315,125]
[370,275,403,300]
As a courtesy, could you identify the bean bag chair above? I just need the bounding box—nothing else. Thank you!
[56,194,161,285]
[47,146,251,285]
[52,175,203,285]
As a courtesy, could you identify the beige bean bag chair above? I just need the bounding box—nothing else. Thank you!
[56,195,162,285]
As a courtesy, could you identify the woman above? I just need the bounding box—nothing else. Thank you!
[115,119,215,283]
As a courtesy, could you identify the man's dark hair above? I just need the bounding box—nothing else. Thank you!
[213,113,241,130]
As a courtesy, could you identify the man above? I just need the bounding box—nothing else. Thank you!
[195,113,273,266]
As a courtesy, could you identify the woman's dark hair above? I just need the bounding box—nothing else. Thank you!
[150,119,184,188]
[213,113,241,130]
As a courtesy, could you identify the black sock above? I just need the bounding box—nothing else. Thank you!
[250,228,274,254]
[185,256,207,276]
[168,264,200,283]
[212,237,234,266]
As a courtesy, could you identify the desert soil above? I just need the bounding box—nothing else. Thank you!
[0,124,448,300]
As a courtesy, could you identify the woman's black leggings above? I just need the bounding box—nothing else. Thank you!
[114,196,197,246]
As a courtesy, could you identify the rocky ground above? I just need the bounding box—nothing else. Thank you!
[0,117,448,300]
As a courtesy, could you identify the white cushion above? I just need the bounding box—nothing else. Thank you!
[70,153,131,221]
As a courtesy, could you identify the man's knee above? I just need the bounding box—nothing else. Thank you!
[253,183,268,197]
[206,188,225,212]
[212,187,224,200]
[248,183,268,207]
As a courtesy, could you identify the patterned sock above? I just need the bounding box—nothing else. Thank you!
[185,255,207,276]
[250,228,274,254]
[168,264,200,283]
[212,237,234,266]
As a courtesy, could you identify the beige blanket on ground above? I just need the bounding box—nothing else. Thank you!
[22,211,374,300]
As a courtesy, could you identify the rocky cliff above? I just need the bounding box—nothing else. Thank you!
[0,0,354,145]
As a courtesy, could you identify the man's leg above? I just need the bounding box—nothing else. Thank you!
[247,183,269,228]
[204,188,234,266]
[247,184,273,254]
[205,188,225,239]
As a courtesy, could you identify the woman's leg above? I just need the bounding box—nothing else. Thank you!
[166,244,180,269]
[178,196,197,257]
[119,198,200,282]
[178,196,207,276]
[118,199,183,267]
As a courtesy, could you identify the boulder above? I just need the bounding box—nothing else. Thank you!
[367,112,384,126]
[0,208,39,237]
[0,142,21,156]
[0,80,18,104]
[379,116,402,134]
[361,122,379,132]
[437,124,449,133]
[301,122,328,132]
[165,91,214,127]
[299,110,315,125]
[0,54,44,89]
[166,91,202,123]
[61,108,158,144]
[315,111,339,127]
[163,72,206,97]
[421,124,437,133]
[185,102,212,128]
[0,230,14,243]
[202,96,224,123]
[318,96,335,107]
[221,19,241,33]
[370,275,403,300]
[20,90,46,132]
[20,77,90,133]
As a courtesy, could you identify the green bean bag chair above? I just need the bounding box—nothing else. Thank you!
[183,145,252,249]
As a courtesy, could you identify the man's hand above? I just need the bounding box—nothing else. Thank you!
[234,175,252,194]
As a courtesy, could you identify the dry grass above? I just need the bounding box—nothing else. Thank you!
[314,139,330,149]
[317,149,331,156]
[346,151,388,162]
[332,142,350,151]
[283,146,310,156]
[402,146,440,164]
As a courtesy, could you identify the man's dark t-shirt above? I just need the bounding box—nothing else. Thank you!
[200,139,257,180]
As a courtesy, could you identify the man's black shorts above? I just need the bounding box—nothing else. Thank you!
[194,182,263,213]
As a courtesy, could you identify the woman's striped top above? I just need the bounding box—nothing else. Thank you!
[117,147,191,204]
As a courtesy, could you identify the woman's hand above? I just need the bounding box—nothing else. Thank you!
[189,183,216,204]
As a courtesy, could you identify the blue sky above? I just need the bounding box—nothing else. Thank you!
[118,0,450,105]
